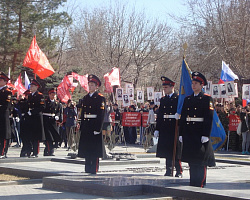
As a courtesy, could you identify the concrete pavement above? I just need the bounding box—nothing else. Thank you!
[0,143,249,199]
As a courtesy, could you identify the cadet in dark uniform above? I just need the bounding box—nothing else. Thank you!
[78,75,106,174]
[19,90,32,157]
[43,88,61,156]
[26,79,45,158]
[154,77,182,177]
[0,72,12,159]
[179,72,215,188]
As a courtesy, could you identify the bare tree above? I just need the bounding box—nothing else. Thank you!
[172,0,250,81]
[67,3,175,89]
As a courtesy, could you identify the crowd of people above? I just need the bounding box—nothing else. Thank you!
[1,70,249,187]
[215,102,250,154]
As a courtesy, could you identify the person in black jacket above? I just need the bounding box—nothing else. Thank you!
[43,88,61,156]
[179,72,215,188]
[113,103,121,136]
[240,107,250,154]
[78,74,105,174]
[0,72,12,159]
[26,79,45,158]
[154,77,182,177]
[19,90,32,157]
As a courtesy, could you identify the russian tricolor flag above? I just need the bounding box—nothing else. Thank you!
[219,61,239,83]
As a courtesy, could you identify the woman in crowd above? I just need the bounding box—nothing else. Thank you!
[240,106,250,154]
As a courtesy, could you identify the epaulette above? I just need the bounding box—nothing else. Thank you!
[98,93,104,97]
[6,88,11,92]
[38,92,43,95]
[204,93,211,96]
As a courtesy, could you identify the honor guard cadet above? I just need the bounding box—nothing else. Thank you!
[154,77,183,177]
[0,72,12,159]
[19,90,32,157]
[78,74,106,174]
[43,88,61,156]
[26,79,45,158]
[179,72,215,188]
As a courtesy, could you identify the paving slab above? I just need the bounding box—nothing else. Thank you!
[0,144,250,199]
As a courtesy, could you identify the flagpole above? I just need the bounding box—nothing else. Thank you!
[171,43,188,176]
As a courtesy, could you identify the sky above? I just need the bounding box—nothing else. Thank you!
[72,0,188,27]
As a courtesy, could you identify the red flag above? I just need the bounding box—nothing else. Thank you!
[7,82,17,95]
[103,67,120,93]
[14,74,26,96]
[107,67,120,86]
[104,73,113,93]
[23,35,55,79]
[70,82,78,94]
[57,75,72,103]
[72,72,89,92]
[218,79,224,84]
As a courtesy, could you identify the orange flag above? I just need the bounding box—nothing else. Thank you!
[23,35,55,79]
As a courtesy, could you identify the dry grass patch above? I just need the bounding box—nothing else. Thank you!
[0,174,29,181]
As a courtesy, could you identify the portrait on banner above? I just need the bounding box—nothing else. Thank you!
[116,88,123,101]
[154,92,162,105]
[147,87,154,100]
[125,83,133,93]
[211,84,220,98]
[220,84,227,98]
[242,84,250,99]
[204,81,212,95]
[128,87,134,100]
[137,90,144,103]
[122,94,130,107]
[226,81,236,96]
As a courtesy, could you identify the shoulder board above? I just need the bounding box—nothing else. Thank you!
[204,93,211,96]
[38,92,43,95]
[98,93,104,97]
[6,88,11,92]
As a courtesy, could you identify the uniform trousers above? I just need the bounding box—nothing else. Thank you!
[165,158,182,176]
[0,139,9,156]
[44,140,54,156]
[32,140,40,156]
[20,136,32,157]
[189,164,207,188]
[85,155,99,174]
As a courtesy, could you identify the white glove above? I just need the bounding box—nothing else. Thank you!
[94,131,100,135]
[179,136,183,143]
[15,117,20,122]
[27,111,32,116]
[55,116,59,121]
[201,136,209,143]
[175,113,180,120]
[154,130,159,138]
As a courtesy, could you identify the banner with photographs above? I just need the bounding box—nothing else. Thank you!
[211,84,220,98]
[116,88,123,101]
[204,80,212,95]
[127,87,134,100]
[219,83,227,98]
[242,84,250,99]
[147,87,154,100]
[154,92,162,105]
[136,90,144,103]
[225,81,236,96]
[122,93,130,107]
[125,83,133,93]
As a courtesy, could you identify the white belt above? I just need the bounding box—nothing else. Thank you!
[186,117,204,122]
[43,113,55,117]
[84,114,97,119]
[163,114,175,119]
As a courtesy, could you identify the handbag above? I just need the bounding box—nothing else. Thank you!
[237,122,242,135]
